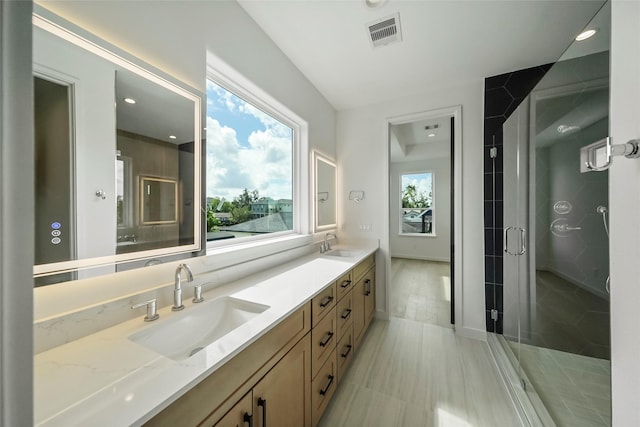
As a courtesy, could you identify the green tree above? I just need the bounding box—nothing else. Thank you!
[402,184,430,208]
[206,207,221,232]
[231,206,252,224]
[233,188,259,209]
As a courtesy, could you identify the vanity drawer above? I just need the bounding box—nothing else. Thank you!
[311,306,336,379]
[336,291,353,340]
[353,253,375,283]
[311,351,337,427]
[336,270,353,301]
[337,328,354,384]
[312,282,336,327]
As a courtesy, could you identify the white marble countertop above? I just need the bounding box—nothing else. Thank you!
[34,244,377,427]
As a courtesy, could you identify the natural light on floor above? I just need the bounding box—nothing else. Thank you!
[437,407,473,427]
[442,276,451,302]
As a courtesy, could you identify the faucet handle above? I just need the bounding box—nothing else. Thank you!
[131,298,159,322]
[193,284,204,303]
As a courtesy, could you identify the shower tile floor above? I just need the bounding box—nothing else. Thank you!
[532,270,610,359]
[509,341,611,426]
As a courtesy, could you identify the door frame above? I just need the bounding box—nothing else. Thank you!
[384,105,462,327]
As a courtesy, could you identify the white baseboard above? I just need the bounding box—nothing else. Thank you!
[390,253,450,263]
[454,325,487,341]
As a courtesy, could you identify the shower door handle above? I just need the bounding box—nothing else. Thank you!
[503,226,515,255]
[517,227,526,255]
[503,226,526,256]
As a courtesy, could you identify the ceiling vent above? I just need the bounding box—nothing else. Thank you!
[367,13,402,48]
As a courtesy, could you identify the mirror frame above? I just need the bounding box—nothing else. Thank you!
[32,9,203,278]
[312,150,337,233]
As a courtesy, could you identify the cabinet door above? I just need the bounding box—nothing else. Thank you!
[253,334,311,427]
[353,276,366,348]
[363,269,376,328]
[354,266,376,349]
[214,391,253,427]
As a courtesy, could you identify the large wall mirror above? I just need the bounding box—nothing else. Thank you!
[313,151,337,232]
[33,7,203,286]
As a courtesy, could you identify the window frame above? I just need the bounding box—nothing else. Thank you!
[205,61,310,253]
[399,170,435,237]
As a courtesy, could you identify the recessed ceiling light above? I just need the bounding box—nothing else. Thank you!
[365,0,387,8]
[124,97,136,104]
[576,28,598,41]
[428,133,436,138]
[169,135,177,139]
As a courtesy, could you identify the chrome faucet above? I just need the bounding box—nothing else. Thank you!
[173,263,193,311]
[321,232,337,253]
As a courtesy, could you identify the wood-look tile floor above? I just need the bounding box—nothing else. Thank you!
[390,258,452,328]
[319,258,521,426]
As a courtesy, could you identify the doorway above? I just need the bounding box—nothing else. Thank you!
[386,107,461,327]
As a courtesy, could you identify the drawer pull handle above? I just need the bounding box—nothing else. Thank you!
[341,344,353,359]
[257,398,267,427]
[364,279,371,296]
[340,279,352,289]
[341,309,352,320]
[319,331,334,347]
[319,374,335,396]
[319,295,334,308]
[243,412,253,427]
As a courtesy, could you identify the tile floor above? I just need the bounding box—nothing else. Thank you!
[509,341,611,427]
[319,258,521,426]
[389,258,452,328]
[531,270,610,359]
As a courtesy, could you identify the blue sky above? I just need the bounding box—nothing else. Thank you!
[206,80,293,201]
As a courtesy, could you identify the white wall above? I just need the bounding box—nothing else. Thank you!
[609,0,640,423]
[337,81,485,338]
[390,158,451,262]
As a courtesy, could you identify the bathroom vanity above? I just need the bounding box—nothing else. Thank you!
[34,245,377,427]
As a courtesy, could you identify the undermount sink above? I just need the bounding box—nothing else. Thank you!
[323,249,361,258]
[128,296,269,361]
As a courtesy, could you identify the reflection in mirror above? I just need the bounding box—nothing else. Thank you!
[313,151,337,232]
[32,9,202,285]
[140,177,178,224]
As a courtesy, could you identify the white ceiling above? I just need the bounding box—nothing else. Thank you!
[238,0,606,111]
[390,116,451,162]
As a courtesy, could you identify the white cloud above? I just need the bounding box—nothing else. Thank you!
[206,112,292,201]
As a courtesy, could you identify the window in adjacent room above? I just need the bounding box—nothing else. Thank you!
[400,171,434,235]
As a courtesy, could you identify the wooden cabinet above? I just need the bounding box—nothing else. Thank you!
[311,282,336,327]
[214,392,253,427]
[214,335,311,427]
[353,264,375,351]
[311,352,337,426]
[252,334,312,427]
[335,291,353,340]
[146,304,310,427]
[311,306,337,379]
[336,328,354,384]
[335,270,353,301]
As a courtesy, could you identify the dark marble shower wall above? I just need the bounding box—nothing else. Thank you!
[483,64,551,334]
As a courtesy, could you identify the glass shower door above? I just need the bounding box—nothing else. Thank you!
[499,3,612,424]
